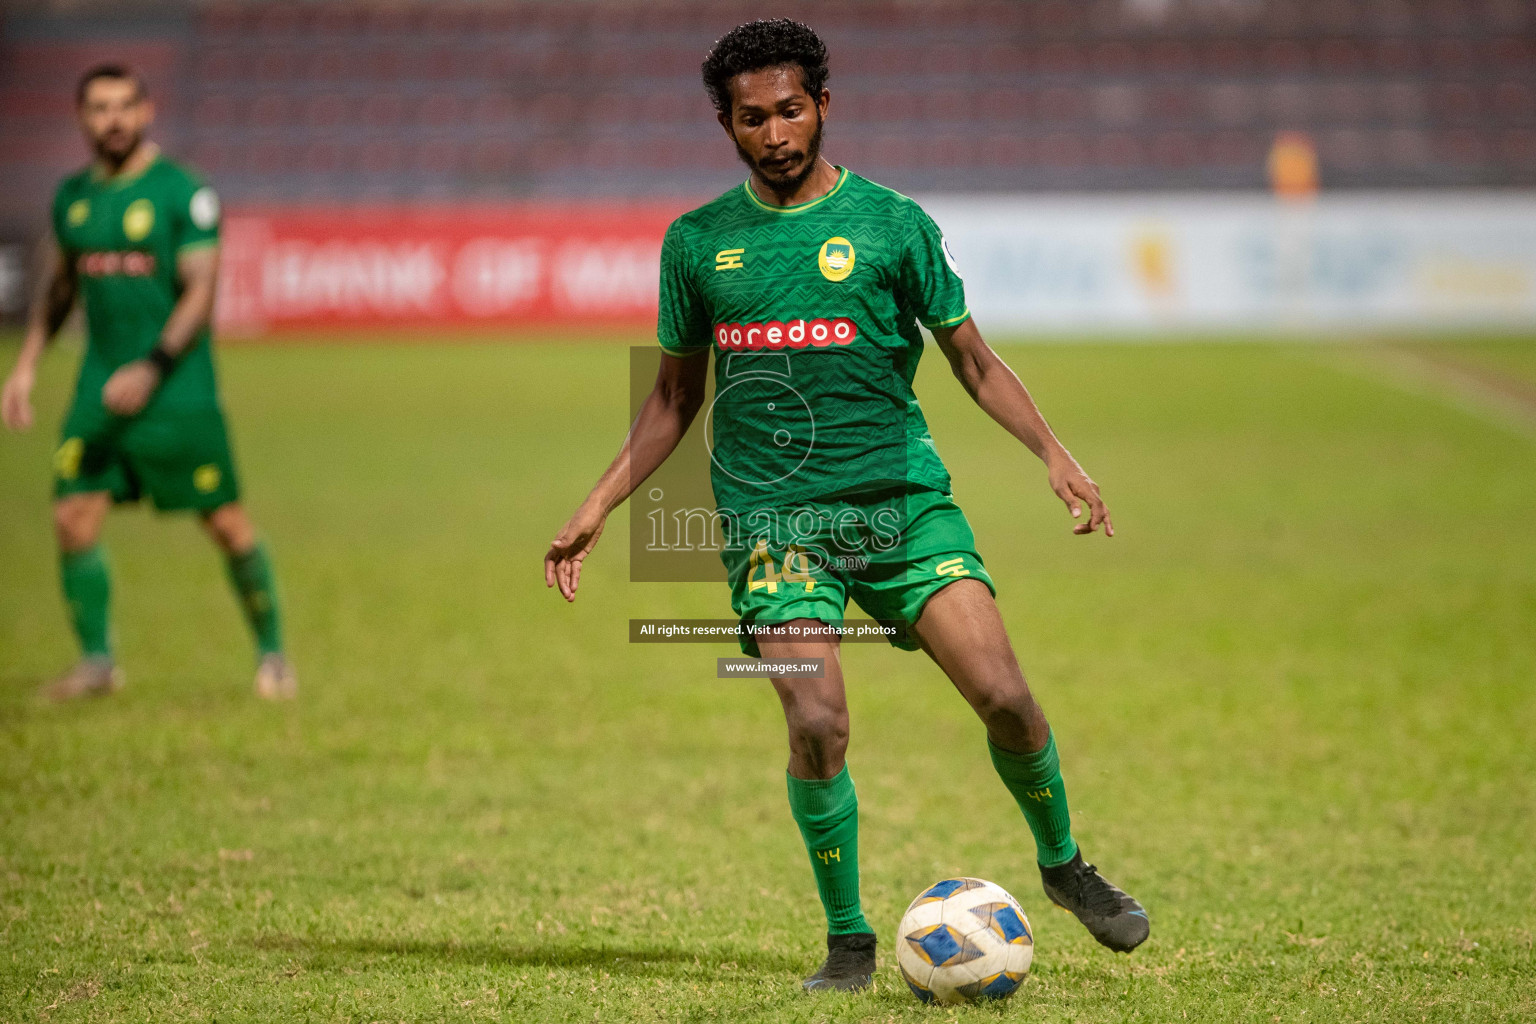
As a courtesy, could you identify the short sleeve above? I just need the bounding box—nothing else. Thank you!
[50,183,73,251]
[171,173,221,252]
[656,221,711,356]
[897,203,969,330]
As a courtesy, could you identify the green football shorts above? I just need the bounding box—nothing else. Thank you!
[54,403,241,513]
[721,486,996,657]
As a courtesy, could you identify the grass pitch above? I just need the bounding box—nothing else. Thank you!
[2,332,1533,1022]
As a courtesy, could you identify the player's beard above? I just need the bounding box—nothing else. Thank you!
[735,111,825,200]
[92,125,144,169]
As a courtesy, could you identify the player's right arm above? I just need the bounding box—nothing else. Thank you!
[545,220,713,601]
[2,231,76,432]
[543,348,709,601]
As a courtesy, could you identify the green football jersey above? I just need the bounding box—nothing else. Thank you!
[52,154,222,414]
[657,167,970,513]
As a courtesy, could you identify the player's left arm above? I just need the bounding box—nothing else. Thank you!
[933,319,1113,537]
[101,244,219,417]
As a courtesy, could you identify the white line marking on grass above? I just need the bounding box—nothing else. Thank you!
[1304,344,1536,442]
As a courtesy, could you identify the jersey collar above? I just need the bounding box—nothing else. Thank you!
[90,144,161,190]
[742,166,849,214]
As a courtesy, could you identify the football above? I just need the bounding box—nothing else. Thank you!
[895,877,1034,1004]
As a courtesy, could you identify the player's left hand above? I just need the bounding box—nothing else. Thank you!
[101,359,161,417]
[1048,454,1114,537]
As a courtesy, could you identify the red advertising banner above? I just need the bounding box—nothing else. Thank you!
[215,204,685,335]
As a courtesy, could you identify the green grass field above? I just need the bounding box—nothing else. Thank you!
[2,332,1533,1023]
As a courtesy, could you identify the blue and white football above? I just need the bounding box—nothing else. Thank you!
[896,877,1034,1004]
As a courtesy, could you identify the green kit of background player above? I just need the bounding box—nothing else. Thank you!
[1,65,296,702]
[545,21,1148,992]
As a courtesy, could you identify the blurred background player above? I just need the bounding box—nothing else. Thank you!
[545,20,1148,992]
[0,65,295,702]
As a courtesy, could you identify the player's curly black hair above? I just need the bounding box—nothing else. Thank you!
[701,19,829,115]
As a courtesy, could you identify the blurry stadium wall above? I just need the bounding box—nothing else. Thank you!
[3,0,1533,334]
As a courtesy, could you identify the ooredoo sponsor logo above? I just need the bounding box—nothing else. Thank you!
[78,251,158,278]
[713,317,858,350]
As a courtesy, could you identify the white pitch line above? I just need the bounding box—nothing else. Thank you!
[1302,344,1536,443]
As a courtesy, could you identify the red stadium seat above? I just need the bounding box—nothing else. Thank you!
[1489,36,1536,68]
[186,142,228,175]
[1037,132,1089,168]
[359,93,406,129]
[1206,130,1262,168]
[192,94,238,131]
[1315,38,1365,72]
[1432,83,1482,124]
[1263,82,1311,125]
[1321,128,1375,172]
[249,93,290,128]
[1093,132,1145,168]
[468,138,516,177]
[979,133,1030,169]
[1039,86,1088,123]
[1089,41,1139,76]
[1436,128,1489,165]
[922,90,971,125]
[1500,128,1536,172]
[1143,40,1196,74]
[1261,39,1310,74]
[1148,131,1199,169]
[1370,39,1423,74]
[1379,82,1428,123]
[418,94,462,127]
[412,141,462,175]
[1205,84,1259,128]
[1491,81,1536,120]
[1429,38,1478,74]
[253,49,300,83]
[253,4,302,38]
[195,48,242,84]
[302,94,347,130]
[979,88,1032,124]
[1320,82,1372,124]
[1201,39,1254,75]
[301,140,344,175]
[467,94,517,130]
[1384,128,1432,167]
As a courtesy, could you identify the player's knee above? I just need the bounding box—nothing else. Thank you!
[53,501,102,552]
[201,505,256,554]
[787,701,849,751]
[968,681,1035,735]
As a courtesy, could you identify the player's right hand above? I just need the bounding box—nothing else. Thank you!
[544,502,608,602]
[2,367,35,431]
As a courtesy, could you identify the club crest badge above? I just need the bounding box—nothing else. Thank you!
[123,198,155,242]
[818,236,855,282]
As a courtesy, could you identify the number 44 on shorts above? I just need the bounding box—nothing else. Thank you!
[747,541,817,594]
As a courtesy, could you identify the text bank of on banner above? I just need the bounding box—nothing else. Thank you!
[214,205,680,334]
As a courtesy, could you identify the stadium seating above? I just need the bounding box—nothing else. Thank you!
[0,0,1532,232]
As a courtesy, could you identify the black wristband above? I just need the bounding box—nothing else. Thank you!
[147,346,178,377]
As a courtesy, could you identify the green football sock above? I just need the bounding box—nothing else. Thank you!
[225,542,284,656]
[60,545,112,658]
[989,730,1080,869]
[786,765,872,934]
